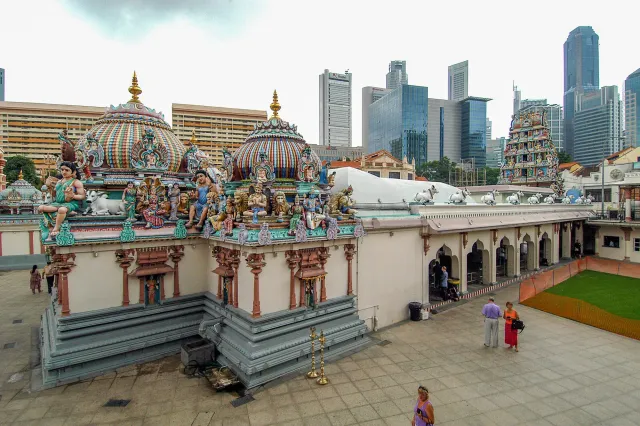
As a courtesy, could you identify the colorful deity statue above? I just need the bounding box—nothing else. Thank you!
[38,161,87,238]
[298,144,319,182]
[304,193,326,230]
[288,195,304,236]
[272,191,290,222]
[233,191,248,221]
[186,169,214,231]
[304,281,316,309]
[142,194,166,229]
[221,147,233,182]
[178,192,189,214]
[249,149,275,186]
[121,180,138,221]
[221,197,235,237]
[244,183,268,223]
[168,183,181,220]
[328,185,358,216]
[131,127,169,170]
[135,181,149,213]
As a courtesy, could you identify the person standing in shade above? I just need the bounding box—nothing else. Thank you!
[481,296,500,348]
[43,261,55,295]
[29,265,42,294]
[440,266,449,300]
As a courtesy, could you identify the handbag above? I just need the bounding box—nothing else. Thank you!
[511,319,525,333]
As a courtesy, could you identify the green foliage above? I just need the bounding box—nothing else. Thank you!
[416,157,456,183]
[5,155,40,187]
[484,168,500,185]
[557,150,572,164]
[545,270,640,320]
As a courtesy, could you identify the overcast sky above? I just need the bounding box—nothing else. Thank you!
[0,0,636,146]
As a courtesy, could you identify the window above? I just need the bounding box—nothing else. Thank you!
[586,189,611,202]
[368,171,380,177]
[408,173,414,180]
[603,236,620,248]
[388,172,400,179]
[635,238,640,252]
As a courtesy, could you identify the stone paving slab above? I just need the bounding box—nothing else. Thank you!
[0,269,639,425]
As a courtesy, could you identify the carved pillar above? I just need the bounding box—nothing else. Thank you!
[286,250,301,310]
[246,254,266,318]
[139,278,145,304]
[621,227,632,261]
[115,249,135,306]
[344,244,355,296]
[160,275,165,300]
[169,246,185,298]
[318,247,330,302]
[28,230,34,255]
[228,250,240,308]
[58,253,76,317]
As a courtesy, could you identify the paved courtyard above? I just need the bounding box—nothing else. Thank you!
[1,269,639,426]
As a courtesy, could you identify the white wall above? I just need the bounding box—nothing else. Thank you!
[2,230,31,256]
[258,253,291,314]
[164,243,208,297]
[598,226,627,261]
[69,251,122,313]
[324,246,349,301]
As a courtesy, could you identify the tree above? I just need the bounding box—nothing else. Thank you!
[5,155,40,187]
[484,168,500,185]
[416,157,456,183]
[557,150,572,164]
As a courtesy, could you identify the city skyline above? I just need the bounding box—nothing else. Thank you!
[0,0,636,151]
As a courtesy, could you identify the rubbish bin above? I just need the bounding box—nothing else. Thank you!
[408,302,422,321]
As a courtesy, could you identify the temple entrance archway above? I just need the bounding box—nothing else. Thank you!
[520,234,535,272]
[431,245,459,296]
[497,237,515,277]
[468,241,490,285]
[540,232,552,267]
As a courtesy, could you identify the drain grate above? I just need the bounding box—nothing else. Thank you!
[12,320,23,324]
[378,340,392,347]
[230,394,254,407]
[3,342,16,349]
[104,399,131,407]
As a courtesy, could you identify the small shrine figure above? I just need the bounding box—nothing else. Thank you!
[178,192,189,214]
[243,183,268,223]
[221,197,235,237]
[233,191,248,221]
[142,194,166,229]
[186,170,213,231]
[297,144,319,182]
[167,183,181,221]
[249,149,275,185]
[121,180,137,221]
[221,147,234,182]
[145,277,160,305]
[288,195,304,236]
[304,193,326,230]
[136,181,149,213]
[304,280,316,309]
[328,185,358,216]
[272,191,290,222]
[38,162,86,238]
[222,277,231,306]
[319,161,331,185]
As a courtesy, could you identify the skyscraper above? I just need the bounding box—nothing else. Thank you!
[460,97,490,168]
[486,118,492,140]
[625,68,640,148]
[0,68,5,102]
[362,86,391,153]
[368,85,428,165]
[319,69,352,147]
[426,98,461,162]
[574,86,623,165]
[385,61,408,90]
[448,61,469,101]
[563,26,600,157]
[513,83,521,115]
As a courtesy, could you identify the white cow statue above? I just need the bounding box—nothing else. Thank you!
[527,193,542,204]
[448,188,470,204]
[414,185,439,204]
[506,191,524,205]
[585,194,594,204]
[85,190,125,215]
[543,195,555,204]
[481,189,499,206]
[562,194,574,204]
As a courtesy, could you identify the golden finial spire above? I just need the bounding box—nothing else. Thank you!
[18,169,23,180]
[270,90,281,119]
[189,130,197,146]
[128,71,142,103]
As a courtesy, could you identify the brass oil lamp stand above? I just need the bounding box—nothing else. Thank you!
[306,327,318,379]
[316,330,328,385]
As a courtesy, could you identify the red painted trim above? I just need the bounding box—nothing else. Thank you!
[28,231,34,255]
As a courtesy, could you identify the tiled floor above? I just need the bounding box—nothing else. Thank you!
[1,269,639,425]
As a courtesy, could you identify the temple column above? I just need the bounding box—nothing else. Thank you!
[169,246,185,298]
[58,254,76,317]
[344,244,355,295]
[116,249,135,306]
[286,250,300,309]
[561,223,572,259]
[624,188,632,222]
[246,254,266,318]
[28,230,34,255]
[139,278,145,304]
[489,230,498,284]
[459,233,468,293]
[229,250,240,308]
[621,227,632,261]
[318,248,330,302]
[160,275,165,300]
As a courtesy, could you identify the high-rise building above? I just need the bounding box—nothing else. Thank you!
[308,144,363,163]
[362,86,391,153]
[0,68,5,102]
[385,61,408,90]
[426,98,461,162]
[625,68,640,148]
[0,101,103,173]
[486,118,492,140]
[460,97,490,168]
[172,104,267,164]
[448,61,469,101]
[563,26,600,157]
[574,86,623,165]
[319,69,352,147]
[518,104,564,152]
[513,83,521,115]
[486,137,507,168]
[368,85,428,166]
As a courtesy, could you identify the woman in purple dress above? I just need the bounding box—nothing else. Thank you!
[412,386,434,426]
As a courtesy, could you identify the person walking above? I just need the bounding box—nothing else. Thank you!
[440,266,449,300]
[412,386,434,426]
[481,296,500,348]
[29,265,42,294]
[503,301,520,352]
[43,261,55,295]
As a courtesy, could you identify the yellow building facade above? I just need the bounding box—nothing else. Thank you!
[172,104,267,164]
[0,101,103,174]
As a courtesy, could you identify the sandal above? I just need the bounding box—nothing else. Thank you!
[185,222,193,229]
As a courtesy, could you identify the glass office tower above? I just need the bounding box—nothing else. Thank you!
[461,97,490,168]
[625,68,640,148]
[368,85,428,166]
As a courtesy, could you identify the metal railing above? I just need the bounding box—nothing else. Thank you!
[588,209,640,222]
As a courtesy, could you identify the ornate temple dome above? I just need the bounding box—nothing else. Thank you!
[79,72,186,172]
[0,171,43,204]
[233,91,322,180]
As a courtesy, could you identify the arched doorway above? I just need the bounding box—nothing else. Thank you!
[468,241,490,285]
[431,245,459,299]
[497,237,515,277]
[520,234,535,272]
[540,232,552,267]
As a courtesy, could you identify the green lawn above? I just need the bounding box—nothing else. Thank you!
[545,270,640,320]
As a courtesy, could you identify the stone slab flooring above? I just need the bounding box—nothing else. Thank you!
[1,269,639,426]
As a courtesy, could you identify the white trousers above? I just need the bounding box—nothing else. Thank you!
[484,318,499,347]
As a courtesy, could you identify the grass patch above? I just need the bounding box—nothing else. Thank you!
[544,270,640,320]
